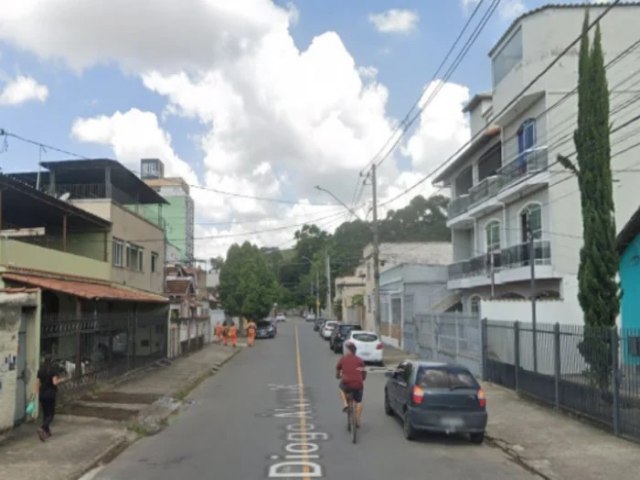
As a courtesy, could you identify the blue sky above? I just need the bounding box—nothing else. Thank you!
[0,0,567,255]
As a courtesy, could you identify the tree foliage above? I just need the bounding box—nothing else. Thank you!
[219,242,278,321]
[380,194,450,243]
[567,14,618,388]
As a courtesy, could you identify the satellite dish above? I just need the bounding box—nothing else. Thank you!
[58,192,71,201]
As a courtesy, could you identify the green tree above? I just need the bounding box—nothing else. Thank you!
[560,14,618,387]
[219,242,279,321]
[380,194,450,242]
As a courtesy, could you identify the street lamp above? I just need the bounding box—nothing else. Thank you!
[314,185,381,333]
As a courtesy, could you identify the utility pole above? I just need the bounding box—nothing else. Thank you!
[529,220,538,373]
[325,253,333,320]
[371,164,381,333]
[316,270,320,320]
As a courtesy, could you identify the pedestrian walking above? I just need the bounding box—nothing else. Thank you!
[215,322,224,344]
[229,323,238,348]
[34,356,64,441]
[222,323,229,347]
[246,320,257,347]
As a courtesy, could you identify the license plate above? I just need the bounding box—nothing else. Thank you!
[441,417,464,428]
[360,351,371,357]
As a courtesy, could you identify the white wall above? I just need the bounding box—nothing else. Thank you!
[480,288,582,325]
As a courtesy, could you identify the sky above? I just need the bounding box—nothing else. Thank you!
[0,0,571,259]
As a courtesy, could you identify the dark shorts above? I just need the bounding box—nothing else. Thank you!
[340,383,364,403]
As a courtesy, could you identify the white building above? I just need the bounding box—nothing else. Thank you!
[435,3,640,324]
[334,264,366,325]
[362,242,452,331]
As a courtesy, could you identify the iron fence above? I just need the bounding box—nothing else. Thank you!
[404,313,482,376]
[483,320,640,441]
[41,312,167,397]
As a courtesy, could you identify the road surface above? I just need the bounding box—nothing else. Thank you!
[92,319,537,480]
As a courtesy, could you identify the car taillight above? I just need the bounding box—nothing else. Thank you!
[478,388,486,408]
[412,386,425,405]
[376,343,383,350]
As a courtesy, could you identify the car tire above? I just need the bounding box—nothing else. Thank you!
[384,390,394,416]
[403,410,416,441]
[470,432,485,444]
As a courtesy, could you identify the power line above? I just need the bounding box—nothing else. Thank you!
[380,0,623,207]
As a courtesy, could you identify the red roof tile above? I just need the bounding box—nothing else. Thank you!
[2,273,168,303]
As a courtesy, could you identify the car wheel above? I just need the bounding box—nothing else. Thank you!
[470,432,485,444]
[384,390,394,416]
[403,410,416,441]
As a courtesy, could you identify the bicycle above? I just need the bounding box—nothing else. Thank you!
[345,391,357,444]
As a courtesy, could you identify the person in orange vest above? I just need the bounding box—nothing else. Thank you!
[222,323,229,347]
[246,320,257,347]
[228,323,238,348]
[214,322,224,344]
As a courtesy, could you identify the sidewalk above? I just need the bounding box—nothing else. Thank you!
[0,343,242,480]
[485,383,640,480]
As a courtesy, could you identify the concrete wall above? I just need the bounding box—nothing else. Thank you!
[0,291,40,432]
[0,238,111,281]
[72,200,165,294]
[480,290,583,326]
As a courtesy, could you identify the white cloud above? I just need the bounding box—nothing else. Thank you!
[0,1,470,257]
[461,0,525,21]
[369,9,419,34]
[0,75,48,105]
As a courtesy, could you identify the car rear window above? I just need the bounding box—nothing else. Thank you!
[352,333,378,342]
[257,321,271,328]
[339,325,360,333]
[416,367,478,390]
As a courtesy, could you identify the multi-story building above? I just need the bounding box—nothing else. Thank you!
[141,159,195,264]
[435,4,640,322]
[362,242,452,332]
[0,173,168,431]
[334,265,366,325]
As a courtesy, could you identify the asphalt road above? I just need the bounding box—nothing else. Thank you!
[92,319,537,480]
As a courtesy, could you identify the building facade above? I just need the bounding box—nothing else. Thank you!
[141,159,195,263]
[334,265,366,325]
[436,4,640,323]
[362,242,453,332]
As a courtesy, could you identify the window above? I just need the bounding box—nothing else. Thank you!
[417,367,479,390]
[151,252,159,273]
[126,243,144,272]
[518,119,536,153]
[352,332,378,343]
[485,221,501,253]
[470,296,481,316]
[455,166,473,196]
[112,238,125,267]
[492,27,523,86]
[521,204,542,241]
[396,361,413,383]
[478,144,502,181]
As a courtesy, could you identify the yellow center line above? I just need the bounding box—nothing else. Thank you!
[294,324,311,480]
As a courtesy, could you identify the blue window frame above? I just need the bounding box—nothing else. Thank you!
[517,119,536,171]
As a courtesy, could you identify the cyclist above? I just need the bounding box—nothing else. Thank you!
[336,341,367,428]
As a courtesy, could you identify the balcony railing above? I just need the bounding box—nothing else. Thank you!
[448,240,551,281]
[447,146,549,220]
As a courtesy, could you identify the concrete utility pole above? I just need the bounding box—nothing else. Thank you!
[371,164,381,332]
[325,253,332,319]
[529,220,538,373]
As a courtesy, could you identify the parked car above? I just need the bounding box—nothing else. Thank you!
[330,323,362,353]
[384,360,487,443]
[321,320,339,340]
[275,313,286,322]
[313,317,325,332]
[344,330,383,365]
[256,319,277,339]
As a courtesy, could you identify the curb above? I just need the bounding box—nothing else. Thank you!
[71,433,132,480]
[172,347,243,400]
[485,433,555,480]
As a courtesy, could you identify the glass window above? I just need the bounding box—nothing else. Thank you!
[478,144,502,181]
[151,252,159,273]
[521,204,542,241]
[470,296,481,316]
[485,221,501,252]
[493,28,523,86]
[112,238,124,267]
[125,243,144,272]
[352,332,378,342]
[455,166,473,195]
[518,119,536,153]
[417,367,479,389]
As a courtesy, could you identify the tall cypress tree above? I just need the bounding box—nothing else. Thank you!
[561,13,618,386]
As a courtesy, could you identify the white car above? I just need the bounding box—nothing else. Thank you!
[276,314,286,322]
[344,330,384,365]
[321,321,339,340]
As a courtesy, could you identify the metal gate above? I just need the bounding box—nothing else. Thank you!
[14,315,27,424]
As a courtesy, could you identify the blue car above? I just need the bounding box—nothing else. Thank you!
[384,361,487,443]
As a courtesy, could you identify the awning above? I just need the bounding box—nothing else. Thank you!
[2,273,168,304]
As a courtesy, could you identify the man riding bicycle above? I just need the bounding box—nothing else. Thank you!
[336,341,367,428]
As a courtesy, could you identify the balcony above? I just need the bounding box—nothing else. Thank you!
[448,240,552,287]
[447,146,549,223]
